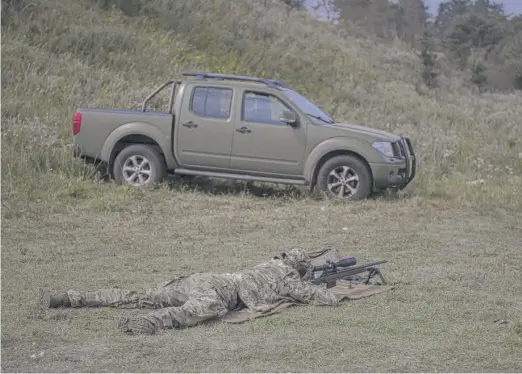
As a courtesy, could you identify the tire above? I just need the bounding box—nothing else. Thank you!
[315,155,372,201]
[112,144,167,187]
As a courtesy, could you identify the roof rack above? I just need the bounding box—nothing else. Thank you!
[181,71,292,90]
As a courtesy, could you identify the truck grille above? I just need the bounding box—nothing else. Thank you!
[393,137,413,159]
[392,141,404,158]
[393,136,417,189]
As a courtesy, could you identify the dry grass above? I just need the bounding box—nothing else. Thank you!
[2,0,522,372]
[2,191,522,372]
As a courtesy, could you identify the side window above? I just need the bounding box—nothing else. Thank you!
[242,91,293,126]
[191,86,233,119]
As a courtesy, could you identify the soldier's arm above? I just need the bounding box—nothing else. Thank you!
[284,272,339,306]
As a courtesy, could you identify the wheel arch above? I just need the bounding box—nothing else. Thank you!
[310,150,374,190]
[100,122,178,176]
[108,134,165,178]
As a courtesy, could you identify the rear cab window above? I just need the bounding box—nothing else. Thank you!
[190,86,233,120]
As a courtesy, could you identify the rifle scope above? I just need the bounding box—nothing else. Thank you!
[312,256,357,272]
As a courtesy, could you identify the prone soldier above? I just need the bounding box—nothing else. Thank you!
[39,248,339,334]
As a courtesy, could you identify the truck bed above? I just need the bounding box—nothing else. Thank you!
[72,108,174,162]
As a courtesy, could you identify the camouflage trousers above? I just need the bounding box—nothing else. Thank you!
[67,273,241,329]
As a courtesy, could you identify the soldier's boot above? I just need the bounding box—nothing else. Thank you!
[38,288,72,308]
[118,315,157,335]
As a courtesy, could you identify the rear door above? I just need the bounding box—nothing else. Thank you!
[229,89,307,176]
[175,83,235,169]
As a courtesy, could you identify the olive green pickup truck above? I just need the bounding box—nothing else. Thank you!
[72,72,416,200]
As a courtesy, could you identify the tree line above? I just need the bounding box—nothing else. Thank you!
[290,0,522,92]
[5,0,519,91]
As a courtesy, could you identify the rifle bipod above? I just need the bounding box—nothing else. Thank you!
[364,266,386,285]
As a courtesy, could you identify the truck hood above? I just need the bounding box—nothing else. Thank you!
[326,122,400,142]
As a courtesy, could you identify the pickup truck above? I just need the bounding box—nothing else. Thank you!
[72,72,416,200]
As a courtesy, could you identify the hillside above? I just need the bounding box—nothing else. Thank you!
[2,0,522,215]
[1,1,522,372]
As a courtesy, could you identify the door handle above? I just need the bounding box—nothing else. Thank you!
[182,121,198,128]
[236,127,251,134]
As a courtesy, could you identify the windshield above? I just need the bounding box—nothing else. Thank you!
[282,89,335,124]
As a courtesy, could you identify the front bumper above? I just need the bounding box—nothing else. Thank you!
[371,136,416,191]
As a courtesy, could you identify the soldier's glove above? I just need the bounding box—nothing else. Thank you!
[298,265,313,281]
[118,315,157,335]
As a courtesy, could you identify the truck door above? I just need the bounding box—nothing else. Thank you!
[175,83,235,169]
[229,89,306,176]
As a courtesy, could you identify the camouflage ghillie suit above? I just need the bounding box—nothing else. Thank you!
[39,248,339,334]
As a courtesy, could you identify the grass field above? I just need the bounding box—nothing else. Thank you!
[2,184,522,372]
[2,0,522,372]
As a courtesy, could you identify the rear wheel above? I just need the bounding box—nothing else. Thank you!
[316,155,372,201]
[113,144,167,187]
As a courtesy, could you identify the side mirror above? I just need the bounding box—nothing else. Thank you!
[279,110,297,126]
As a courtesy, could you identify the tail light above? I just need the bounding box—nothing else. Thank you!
[73,112,82,136]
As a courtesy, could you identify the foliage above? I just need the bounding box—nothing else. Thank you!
[327,0,521,91]
[281,0,307,11]
[390,0,430,48]
[470,59,488,90]
[419,30,439,88]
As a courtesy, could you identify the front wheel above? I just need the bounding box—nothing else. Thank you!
[113,144,167,187]
[315,155,372,201]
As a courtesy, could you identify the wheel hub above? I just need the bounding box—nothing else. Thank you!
[122,155,152,186]
[327,166,359,198]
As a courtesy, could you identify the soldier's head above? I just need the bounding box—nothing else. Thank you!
[274,248,314,280]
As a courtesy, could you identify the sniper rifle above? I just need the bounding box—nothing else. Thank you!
[309,257,388,288]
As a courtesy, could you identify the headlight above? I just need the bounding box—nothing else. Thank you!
[372,141,394,158]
